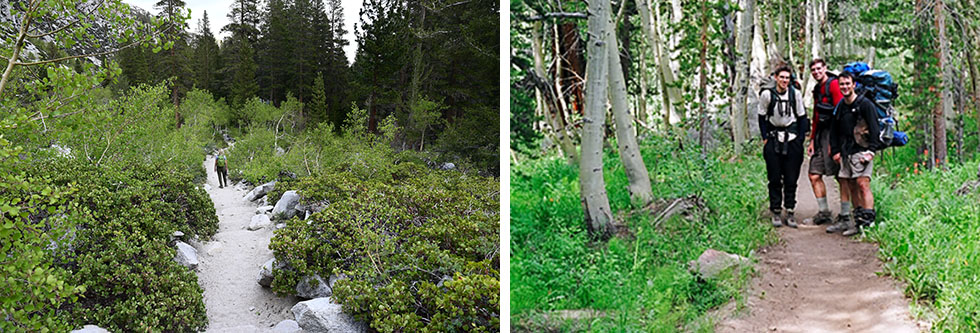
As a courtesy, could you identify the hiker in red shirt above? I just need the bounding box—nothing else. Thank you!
[806,58,848,229]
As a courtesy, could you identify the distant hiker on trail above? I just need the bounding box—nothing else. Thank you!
[806,58,847,228]
[215,149,229,189]
[759,66,809,228]
[829,71,882,236]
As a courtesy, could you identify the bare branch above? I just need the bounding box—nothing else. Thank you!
[15,39,145,66]
[525,12,589,21]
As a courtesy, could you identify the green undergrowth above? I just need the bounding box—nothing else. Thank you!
[511,138,775,331]
[226,105,501,331]
[866,160,980,332]
[267,161,500,332]
[1,84,219,331]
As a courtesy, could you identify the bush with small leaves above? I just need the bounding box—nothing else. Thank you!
[269,163,499,332]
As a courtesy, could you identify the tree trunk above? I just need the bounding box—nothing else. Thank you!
[733,0,755,155]
[638,43,649,125]
[533,22,579,164]
[581,0,615,239]
[698,0,709,154]
[635,0,683,123]
[558,23,587,116]
[934,0,948,168]
[865,23,877,67]
[811,0,823,59]
[606,6,654,205]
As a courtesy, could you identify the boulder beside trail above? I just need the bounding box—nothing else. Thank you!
[70,325,109,333]
[291,298,367,333]
[247,214,272,231]
[174,241,199,270]
[272,320,302,333]
[271,190,301,219]
[243,180,277,202]
[256,205,274,214]
[688,248,749,280]
[296,274,332,299]
[257,258,284,287]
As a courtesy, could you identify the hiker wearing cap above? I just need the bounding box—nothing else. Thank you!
[828,71,882,236]
[215,149,229,189]
[806,58,848,228]
[759,66,809,228]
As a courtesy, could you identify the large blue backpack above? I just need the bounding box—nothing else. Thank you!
[840,62,909,148]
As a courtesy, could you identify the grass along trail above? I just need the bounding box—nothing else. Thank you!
[713,159,928,332]
[196,155,298,332]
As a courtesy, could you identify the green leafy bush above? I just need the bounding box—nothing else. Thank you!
[867,162,980,332]
[269,164,499,332]
[2,83,220,331]
[0,133,82,333]
[30,158,217,331]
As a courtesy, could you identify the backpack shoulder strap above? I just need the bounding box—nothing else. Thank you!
[766,87,778,118]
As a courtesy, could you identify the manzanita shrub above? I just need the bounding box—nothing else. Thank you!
[37,158,217,331]
[1,143,218,332]
[269,161,500,332]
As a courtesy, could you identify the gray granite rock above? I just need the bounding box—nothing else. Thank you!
[296,274,331,299]
[243,180,277,202]
[271,190,301,219]
[272,319,302,333]
[292,298,366,333]
[248,214,272,231]
[174,241,199,270]
[688,248,749,280]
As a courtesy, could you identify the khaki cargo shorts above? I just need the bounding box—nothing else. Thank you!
[838,152,874,179]
[808,129,840,176]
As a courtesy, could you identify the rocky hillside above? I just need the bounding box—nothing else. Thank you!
[0,0,152,65]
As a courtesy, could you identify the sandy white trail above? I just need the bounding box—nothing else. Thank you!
[196,156,298,332]
[714,158,928,332]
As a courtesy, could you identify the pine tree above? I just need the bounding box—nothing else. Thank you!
[193,11,219,92]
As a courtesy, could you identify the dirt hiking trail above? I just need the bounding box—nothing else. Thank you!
[714,159,929,332]
[196,155,298,332]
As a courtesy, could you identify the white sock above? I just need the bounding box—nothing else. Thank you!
[840,201,852,216]
[817,197,829,212]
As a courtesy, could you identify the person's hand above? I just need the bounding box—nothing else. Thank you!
[806,142,814,156]
[859,151,874,163]
[832,153,841,163]
[763,139,768,146]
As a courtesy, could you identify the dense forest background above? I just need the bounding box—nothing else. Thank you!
[1,0,499,331]
[511,0,980,331]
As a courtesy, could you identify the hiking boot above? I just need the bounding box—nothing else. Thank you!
[854,208,876,228]
[825,214,850,233]
[771,211,783,228]
[842,216,860,236]
[813,211,833,225]
[784,212,798,228]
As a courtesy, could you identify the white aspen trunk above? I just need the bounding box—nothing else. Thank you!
[812,0,823,59]
[639,44,649,125]
[533,22,578,164]
[606,11,654,205]
[669,0,683,73]
[733,0,755,154]
[865,23,877,67]
[764,9,781,69]
[636,0,684,122]
[748,7,768,137]
[581,0,615,238]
